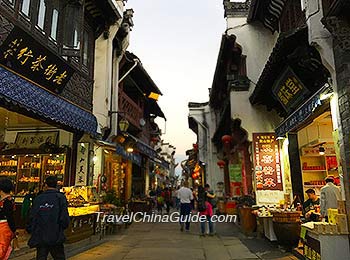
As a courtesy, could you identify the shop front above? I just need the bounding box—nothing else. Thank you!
[248,26,350,254]
[0,18,100,250]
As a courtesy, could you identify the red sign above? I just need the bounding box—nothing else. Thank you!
[253,133,283,190]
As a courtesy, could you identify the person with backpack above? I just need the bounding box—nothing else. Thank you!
[0,178,16,260]
[198,185,216,236]
[27,176,70,260]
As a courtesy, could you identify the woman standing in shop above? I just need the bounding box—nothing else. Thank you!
[0,178,16,260]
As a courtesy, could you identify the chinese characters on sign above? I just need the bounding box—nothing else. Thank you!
[272,66,309,113]
[253,133,283,191]
[229,163,242,182]
[15,131,58,149]
[75,143,89,186]
[0,26,74,93]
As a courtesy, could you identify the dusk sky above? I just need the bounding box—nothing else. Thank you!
[126,1,226,174]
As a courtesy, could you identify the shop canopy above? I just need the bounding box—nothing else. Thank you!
[0,66,98,136]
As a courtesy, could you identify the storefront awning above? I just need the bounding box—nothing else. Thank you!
[275,85,330,137]
[0,66,98,136]
[116,144,142,166]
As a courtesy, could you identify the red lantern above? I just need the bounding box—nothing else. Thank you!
[193,143,198,150]
[217,160,226,168]
[222,135,232,145]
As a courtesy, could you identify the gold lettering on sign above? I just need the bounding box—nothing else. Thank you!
[53,71,67,85]
[44,64,58,80]
[3,39,22,59]
[31,55,47,71]
[17,47,33,65]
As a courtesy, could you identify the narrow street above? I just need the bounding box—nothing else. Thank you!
[69,219,298,260]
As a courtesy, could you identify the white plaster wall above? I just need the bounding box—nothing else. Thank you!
[93,20,123,133]
[303,0,335,78]
[227,17,284,203]
[189,105,224,189]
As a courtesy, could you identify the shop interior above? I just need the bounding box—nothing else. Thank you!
[0,107,99,245]
[297,110,339,198]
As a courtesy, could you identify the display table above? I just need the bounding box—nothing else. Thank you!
[257,216,277,241]
[65,213,96,243]
[302,226,350,260]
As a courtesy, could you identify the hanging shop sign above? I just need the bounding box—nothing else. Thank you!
[229,163,242,182]
[0,26,74,93]
[275,86,326,137]
[253,133,283,191]
[272,66,309,113]
[15,131,59,149]
[75,143,89,186]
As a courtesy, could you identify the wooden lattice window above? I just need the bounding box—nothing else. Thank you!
[280,0,306,33]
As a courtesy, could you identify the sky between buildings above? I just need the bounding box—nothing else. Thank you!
[126,0,226,175]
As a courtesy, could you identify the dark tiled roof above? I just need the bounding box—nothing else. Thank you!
[0,66,98,136]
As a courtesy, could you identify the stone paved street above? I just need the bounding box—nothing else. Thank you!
[69,218,298,260]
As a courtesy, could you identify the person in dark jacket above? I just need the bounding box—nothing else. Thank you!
[27,176,70,260]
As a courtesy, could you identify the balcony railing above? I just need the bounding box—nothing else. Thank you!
[118,89,143,128]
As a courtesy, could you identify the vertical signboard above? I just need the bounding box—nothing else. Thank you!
[253,133,283,190]
[75,143,89,186]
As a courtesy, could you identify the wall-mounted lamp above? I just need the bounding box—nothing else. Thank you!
[126,147,134,153]
[119,118,130,132]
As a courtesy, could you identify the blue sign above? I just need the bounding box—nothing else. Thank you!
[116,145,142,166]
[275,87,325,137]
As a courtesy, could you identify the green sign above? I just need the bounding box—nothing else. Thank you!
[229,164,242,182]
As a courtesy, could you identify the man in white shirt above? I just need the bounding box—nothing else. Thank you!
[177,181,193,232]
[320,176,341,220]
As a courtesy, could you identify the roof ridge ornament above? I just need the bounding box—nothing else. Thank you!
[224,0,251,18]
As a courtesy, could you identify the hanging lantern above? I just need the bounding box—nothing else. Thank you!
[217,160,226,168]
[193,143,198,150]
[222,135,232,145]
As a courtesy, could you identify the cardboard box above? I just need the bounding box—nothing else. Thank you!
[328,208,338,224]
[338,200,346,214]
[336,214,349,234]
[330,224,338,234]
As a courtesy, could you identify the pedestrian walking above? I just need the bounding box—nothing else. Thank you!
[175,186,180,210]
[21,187,37,224]
[177,181,193,232]
[156,191,164,215]
[198,186,215,236]
[164,187,172,214]
[27,176,70,260]
[0,178,16,260]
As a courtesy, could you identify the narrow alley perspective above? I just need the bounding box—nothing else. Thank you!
[1,0,350,260]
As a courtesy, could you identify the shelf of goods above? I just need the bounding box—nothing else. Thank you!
[301,155,338,195]
[0,154,66,195]
[0,159,18,178]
